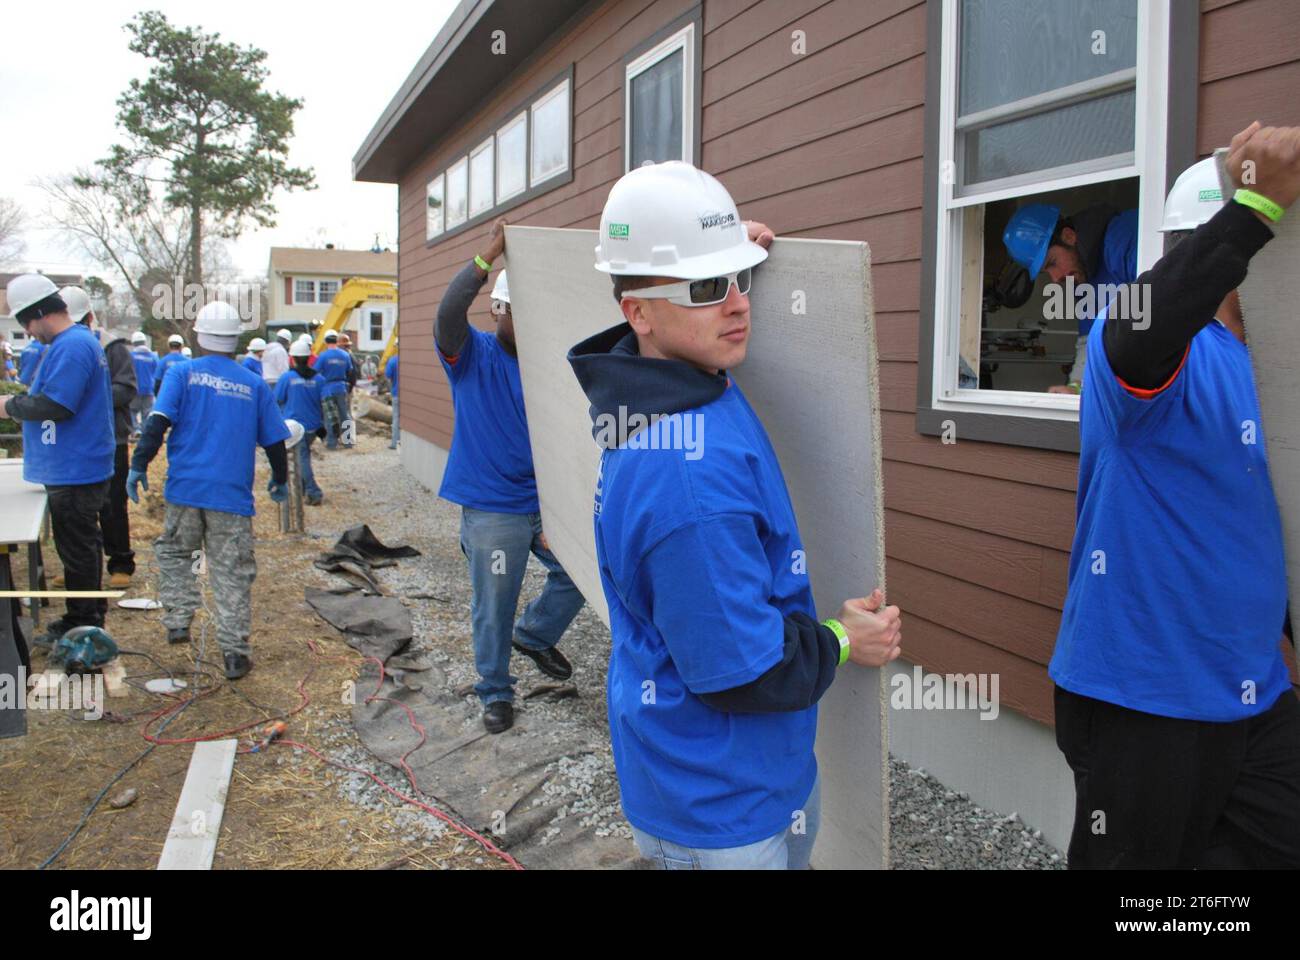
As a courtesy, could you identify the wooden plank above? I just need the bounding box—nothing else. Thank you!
[102,659,127,698]
[158,739,238,871]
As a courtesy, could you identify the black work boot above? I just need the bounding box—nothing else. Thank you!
[512,642,573,681]
[224,652,252,680]
[166,626,190,645]
[483,701,514,734]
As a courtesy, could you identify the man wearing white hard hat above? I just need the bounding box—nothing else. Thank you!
[436,217,585,735]
[261,328,291,386]
[128,331,159,437]
[0,275,115,644]
[127,300,291,680]
[568,162,901,869]
[274,337,326,505]
[315,329,354,449]
[61,285,139,590]
[1051,124,1300,868]
[242,337,267,377]
[153,334,186,392]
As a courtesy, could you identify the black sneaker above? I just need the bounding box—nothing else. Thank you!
[166,626,191,645]
[512,642,573,681]
[33,619,73,649]
[483,701,514,734]
[224,653,252,680]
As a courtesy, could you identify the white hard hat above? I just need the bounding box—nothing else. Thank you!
[297,333,313,344]
[247,337,267,352]
[194,301,242,352]
[491,270,510,304]
[182,347,193,357]
[289,338,312,358]
[276,328,293,342]
[594,161,767,279]
[131,331,148,344]
[59,285,93,323]
[6,274,60,318]
[168,334,184,346]
[1161,157,1224,232]
[283,418,306,449]
[323,330,339,343]
[3,342,12,354]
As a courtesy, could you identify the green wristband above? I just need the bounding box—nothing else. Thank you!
[474,255,492,271]
[823,618,850,666]
[1235,189,1285,223]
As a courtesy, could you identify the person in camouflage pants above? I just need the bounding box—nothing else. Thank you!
[154,504,256,658]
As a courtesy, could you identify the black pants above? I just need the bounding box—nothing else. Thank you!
[99,443,134,575]
[1055,685,1300,868]
[45,480,110,629]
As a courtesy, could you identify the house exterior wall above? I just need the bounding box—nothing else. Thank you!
[394,0,1300,743]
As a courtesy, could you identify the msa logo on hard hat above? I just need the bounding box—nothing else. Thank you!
[1198,189,1223,202]
[698,211,737,231]
[608,223,630,239]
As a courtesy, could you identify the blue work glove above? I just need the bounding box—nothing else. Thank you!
[126,468,148,503]
[267,480,288,503]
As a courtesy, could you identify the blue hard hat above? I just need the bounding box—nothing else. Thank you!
[1002,204,1060,278]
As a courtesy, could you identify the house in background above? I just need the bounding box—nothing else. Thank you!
[266,246,398,351]
[354,0,1300,853]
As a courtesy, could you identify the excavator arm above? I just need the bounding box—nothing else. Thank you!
[311,278,398,354]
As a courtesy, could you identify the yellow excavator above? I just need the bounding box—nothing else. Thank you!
[311,278,399,369]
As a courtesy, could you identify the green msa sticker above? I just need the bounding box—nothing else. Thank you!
[609,223,630,239]
[1198,189,1222,202]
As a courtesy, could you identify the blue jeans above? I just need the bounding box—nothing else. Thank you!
[630,774,821,870]
[458,506,585,705]
[389,396,399,449]
[324,393,352,448]
[297,434,322,499]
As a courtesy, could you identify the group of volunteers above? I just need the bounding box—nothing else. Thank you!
[427,120,1300,871]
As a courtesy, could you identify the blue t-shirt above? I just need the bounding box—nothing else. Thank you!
[153,356,291,517]
[385,354,398,396]
[131,348,159,397]
[438,328,538,514]
[594,382,818,848]
[156,351,186,389]
[1050,313,1290,721]
[1076,209,1140,335]
[242,354,263,377]
[315,347,351,398]
[19,341,45,387]
[23,324,114,486]
[273,369,324,432]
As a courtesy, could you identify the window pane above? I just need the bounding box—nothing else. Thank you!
[426,175,444,238]
[959,0,1137,115]
[531,81,569,185]
[497,114,527,201]
[629,48,684,169]
[470,140,494,217]
[962,89,1135,185]
[318,280,339,303]
[446,158,469,227]
[294,279,314,303]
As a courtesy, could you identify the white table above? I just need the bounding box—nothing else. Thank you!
[0,459,50,626]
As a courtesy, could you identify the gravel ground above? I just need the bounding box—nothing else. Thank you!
[308,424,1065,868]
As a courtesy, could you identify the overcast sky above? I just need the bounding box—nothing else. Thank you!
[0,0,460,282]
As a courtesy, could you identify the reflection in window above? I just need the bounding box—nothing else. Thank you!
[531,80,570,185]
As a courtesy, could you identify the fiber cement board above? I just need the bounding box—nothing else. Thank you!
[506,226,888,869]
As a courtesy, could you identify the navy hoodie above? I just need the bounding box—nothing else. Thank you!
[568,323,842,848]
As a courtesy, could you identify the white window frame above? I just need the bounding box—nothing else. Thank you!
[426,173,445,240]
[469,136,496,218]
[317,279,340,304]
[530,78,571,187]
[293,278,317,304]
[928,0,1170,423]
[445,156,469,229]
[496,111,528,203]
[624,22,696,172]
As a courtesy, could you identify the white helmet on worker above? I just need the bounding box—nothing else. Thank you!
[6,274,62,321]
[131,331,148,345]
[247,337,267,353]
[283,418,305,449]
[323,330,339,343]
[594,161,767,280]
[289,338,312,358]
[193,300,242,352]
[182,346,193,357]
[59,285,93,324]
[168,334,185,347]
[276,328,293,343]
[491,270,511,305]
[1161,157,1224,232]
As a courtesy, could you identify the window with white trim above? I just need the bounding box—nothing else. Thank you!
[928,0,1169,421]
[426,174,445,240]
[496,112,527,203]
[294,278,316,304]
[530,78,570,186]
[625,23,695,171]
[469,137,495,218]
[317,279,339,304]
[445,157,469,229]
